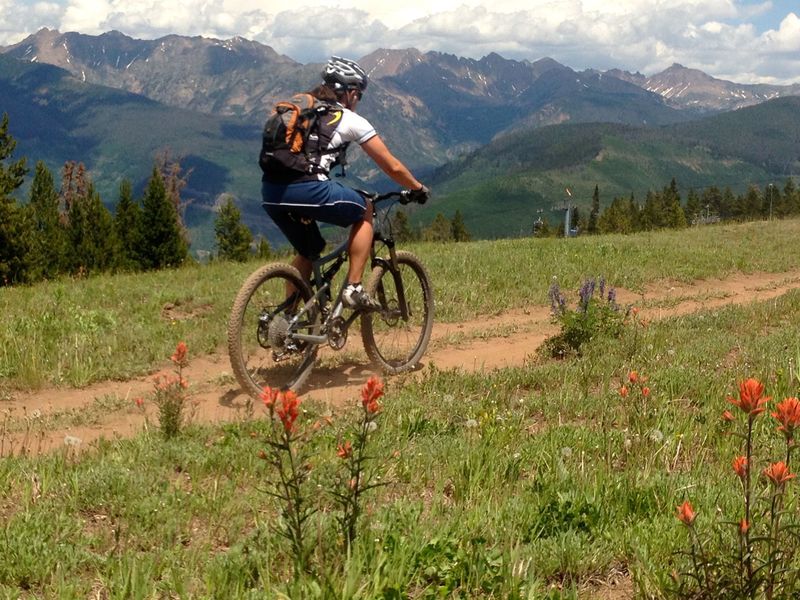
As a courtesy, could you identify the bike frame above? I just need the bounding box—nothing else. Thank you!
[286,192,410,347]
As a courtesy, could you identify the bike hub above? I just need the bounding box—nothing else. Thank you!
[328,316,348,350]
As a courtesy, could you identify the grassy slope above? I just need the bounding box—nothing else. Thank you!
[3,219,800,595]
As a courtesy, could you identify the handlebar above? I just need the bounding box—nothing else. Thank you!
[359,189,427,206]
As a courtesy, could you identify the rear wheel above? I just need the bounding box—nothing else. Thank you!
[227,263,319,397]
[361,251,434,373]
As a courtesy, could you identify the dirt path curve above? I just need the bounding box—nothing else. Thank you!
[5,269,800,456]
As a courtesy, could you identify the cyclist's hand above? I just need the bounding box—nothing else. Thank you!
[407,184,430,205]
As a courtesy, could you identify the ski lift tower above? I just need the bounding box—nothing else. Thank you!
[553,188,575,237]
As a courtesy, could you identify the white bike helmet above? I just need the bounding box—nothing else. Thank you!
[322,56,368,92]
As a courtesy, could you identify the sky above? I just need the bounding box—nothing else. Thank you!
[1,0,799,84]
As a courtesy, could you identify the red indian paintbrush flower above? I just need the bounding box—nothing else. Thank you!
[361,376,384,414]
[764,461,796,486]
[728,378,771,417]
[261,386,280,409]
[629,371,639,383]
[276,390,301,433]
[337,440,353,460]
[676,500,696,526]
[772,397,800,439]
[642,386,651,397]
[171,341,188,367]
[739,519,749,534]
[721,410,735,422]
[619,385,629,398]
[732,456,748,480]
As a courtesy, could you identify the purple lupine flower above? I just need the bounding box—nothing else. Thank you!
[578,278,596,313]
[599,277,606,300]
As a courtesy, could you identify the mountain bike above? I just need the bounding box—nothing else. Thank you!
[227,190,434,398]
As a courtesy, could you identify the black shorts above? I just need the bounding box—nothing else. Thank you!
[262,180,367,259]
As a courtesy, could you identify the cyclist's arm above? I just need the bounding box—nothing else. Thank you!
[360,136,424,190]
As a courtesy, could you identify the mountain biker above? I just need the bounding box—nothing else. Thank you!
[261,55,430,310]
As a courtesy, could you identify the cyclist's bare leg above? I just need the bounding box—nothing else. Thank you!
[292,255,312,282]
[282,254,312,310]
[346,200,374,285]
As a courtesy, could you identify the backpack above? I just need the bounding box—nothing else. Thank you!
[258,93,345,180]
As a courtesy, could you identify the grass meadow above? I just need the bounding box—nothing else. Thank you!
[3,218,800,597]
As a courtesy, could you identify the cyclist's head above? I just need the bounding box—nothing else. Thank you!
[322,56,368,99]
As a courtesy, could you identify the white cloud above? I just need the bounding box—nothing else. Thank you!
[765,12,800,51]
[0,0,799,84]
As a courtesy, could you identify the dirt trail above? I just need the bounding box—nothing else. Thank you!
[4,269,800,456]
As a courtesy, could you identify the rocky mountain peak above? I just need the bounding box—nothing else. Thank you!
[359,48,425,78]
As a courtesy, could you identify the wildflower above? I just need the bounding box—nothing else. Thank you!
[337,440,353,460]
[361,376,384,414]
[629,371,639,383]
[772,397,800,439]
[276,390,301,433]
[171,341,189,367]
[727,378,771,417]
[261,386,280,409]
[676,500,696,526]
[578,278,596,313]
[258,450,268,460]
[721,410,735,422]
[134,397,144,408]
[732,456,748,480]
[739,519,749,534]
[619,385,629,398]
[764,461,796,487]
[642,386,651,397]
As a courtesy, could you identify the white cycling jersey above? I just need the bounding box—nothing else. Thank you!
[315,106,377,179]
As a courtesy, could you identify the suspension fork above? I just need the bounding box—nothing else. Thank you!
[372,244,411,321]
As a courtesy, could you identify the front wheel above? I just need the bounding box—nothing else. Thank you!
[361,251,434,373]
[227,263,319,398]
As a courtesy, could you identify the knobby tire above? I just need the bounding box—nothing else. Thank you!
[361,251,434,373]
[227,263,318,398]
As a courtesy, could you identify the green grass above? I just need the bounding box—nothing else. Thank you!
[4,217,800,390]
[3,218,800,595]
[2,289,800,595]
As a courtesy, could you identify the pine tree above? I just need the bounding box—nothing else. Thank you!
[0,113,30,285]
[742,185,762,220]
[720,187,738,220]
[598,196,634,234]
[587,185,600,234]
[422,213,452,242]
[26,161,65,280]
[255,236,272,260]
[684,189,702,225]
[156,150,191,247]
[450,209,471,242]
[533,217,553,237]
[66,180,119,274]
[783,179,799,215]
[390,209,414,242]
[215,195,253,262]
[114,179,143,270]
[663,179,686,229]
[139,165,189,270]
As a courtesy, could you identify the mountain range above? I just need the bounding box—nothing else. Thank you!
[1,28,799,247]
